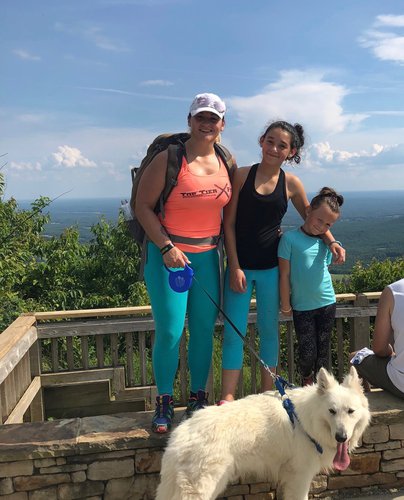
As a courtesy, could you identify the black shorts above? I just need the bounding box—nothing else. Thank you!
[354,356,404,399]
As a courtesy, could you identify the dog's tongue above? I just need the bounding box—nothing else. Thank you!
[333,442,350,471]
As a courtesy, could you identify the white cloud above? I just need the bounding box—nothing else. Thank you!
[292,141,404,193]
[55,22,129,52]
[52,146,96,168]
[9,161,42,171]
[17,114,44,124]
[12,49,41,61]
[360,15,404,63]
[85,26,129,52]
[307,142,385,167]
[2,126,162,197]
[376,15,404,27]
[77,86,188,102]
[140,80,174,87]
[228,70,367,138]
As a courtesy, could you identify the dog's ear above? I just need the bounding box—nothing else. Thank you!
[316,367,337,394]
[342,366,364,393]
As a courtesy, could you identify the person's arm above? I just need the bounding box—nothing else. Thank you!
[223,167,249,293]
[372,286,395,357]
[286,173,346,264]
[278,257,292,317]
[135,150,189,268]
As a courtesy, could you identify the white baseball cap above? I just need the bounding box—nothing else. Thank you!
[189,93,226,119]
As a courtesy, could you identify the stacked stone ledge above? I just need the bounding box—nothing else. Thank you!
[0,391,403,499]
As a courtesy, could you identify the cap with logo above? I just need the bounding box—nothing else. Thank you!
[189,93,226,119]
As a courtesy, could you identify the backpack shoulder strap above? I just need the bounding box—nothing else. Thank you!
[214,143,236,180]
[158,143,184,217]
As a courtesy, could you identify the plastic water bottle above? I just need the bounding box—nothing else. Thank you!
[120,199,133,221]
[350,347,374,365]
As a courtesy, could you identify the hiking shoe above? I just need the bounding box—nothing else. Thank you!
[186,390,209,417]
[151,395,174,434]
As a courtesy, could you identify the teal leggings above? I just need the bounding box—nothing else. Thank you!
[222,267,279,369]
[144,243,220,395]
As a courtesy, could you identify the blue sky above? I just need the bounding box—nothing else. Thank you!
[2,0,404,200]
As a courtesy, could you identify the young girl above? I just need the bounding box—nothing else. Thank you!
[278,187,344,385]
[220,123,345,402]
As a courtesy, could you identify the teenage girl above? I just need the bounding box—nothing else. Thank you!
[220,122,345,402]
[278,187,344,385]
[135,93,235,432]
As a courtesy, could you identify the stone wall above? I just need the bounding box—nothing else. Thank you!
[0,391,403,500]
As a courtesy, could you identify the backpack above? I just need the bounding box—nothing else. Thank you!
[125,132,235,245]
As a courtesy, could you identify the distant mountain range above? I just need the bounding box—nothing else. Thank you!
[18,191,404,274]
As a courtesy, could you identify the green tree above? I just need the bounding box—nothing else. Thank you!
[0,171,147,330]
[0,175,52,327]
[21,226,86,311]
[78,215,148,308]
[333,258,404,294]
[348,258,404,293]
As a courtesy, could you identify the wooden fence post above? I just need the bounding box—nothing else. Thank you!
[350,294,371,352]
[29,340,44,422]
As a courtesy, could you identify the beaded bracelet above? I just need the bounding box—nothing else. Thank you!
[160,243,175,255]
[328,240,342,247]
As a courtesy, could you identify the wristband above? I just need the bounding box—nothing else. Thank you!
[160,243,175,255]
[281,307,292,313]
[328,240,342,248]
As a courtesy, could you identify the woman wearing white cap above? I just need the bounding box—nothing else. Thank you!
[135,93,236,433]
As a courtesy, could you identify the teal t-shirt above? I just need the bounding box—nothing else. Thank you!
[278,228,335,311]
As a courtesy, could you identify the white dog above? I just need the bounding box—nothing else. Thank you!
[156,367,370,500]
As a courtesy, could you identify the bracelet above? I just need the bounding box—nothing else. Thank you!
[280,307,292,313]
[160,243,175,255]
[328,240,342,247]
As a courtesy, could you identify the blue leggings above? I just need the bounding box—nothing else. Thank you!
[144,243,220,395]
[222,267,279,369]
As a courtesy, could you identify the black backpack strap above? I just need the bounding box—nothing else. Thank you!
[158,143,184,219]
[214,143,236,180]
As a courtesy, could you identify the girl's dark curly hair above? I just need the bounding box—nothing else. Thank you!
[260,121,305,164]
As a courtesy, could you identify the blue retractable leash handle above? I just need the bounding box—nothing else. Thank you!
[165,263,194,293]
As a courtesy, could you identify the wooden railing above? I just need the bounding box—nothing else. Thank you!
[0,293,381,425]
[0,315,43,424]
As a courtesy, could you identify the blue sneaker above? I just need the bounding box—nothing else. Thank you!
[152,395,174,434]
[186,390,209,417]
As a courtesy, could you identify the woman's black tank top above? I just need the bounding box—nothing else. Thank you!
[235,164,288,270]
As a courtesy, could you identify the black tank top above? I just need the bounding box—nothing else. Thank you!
[235,164,288,270]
